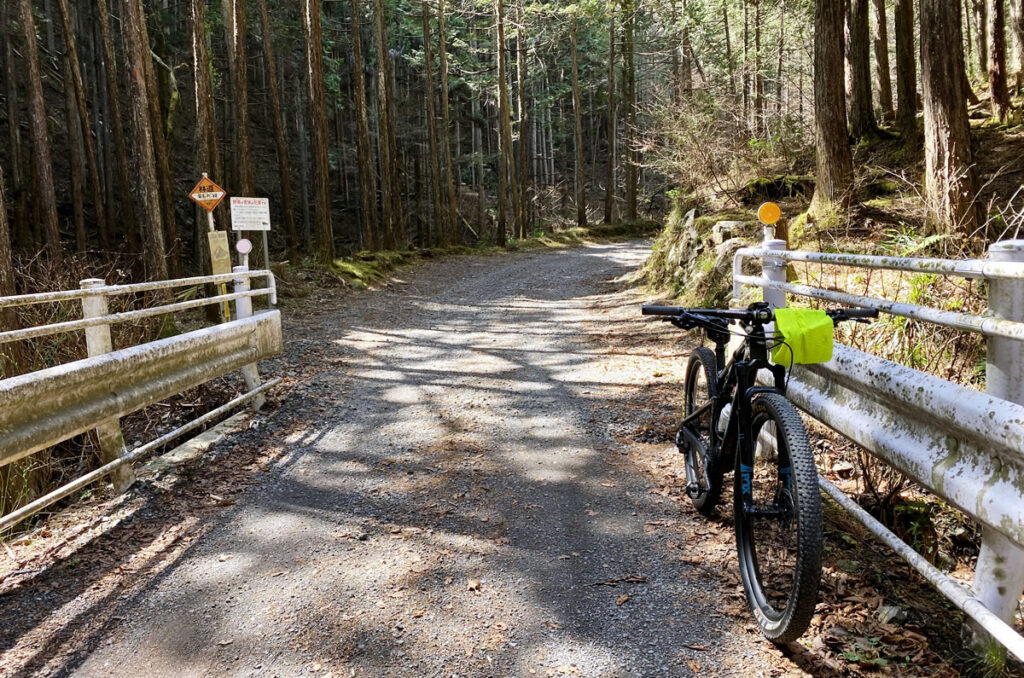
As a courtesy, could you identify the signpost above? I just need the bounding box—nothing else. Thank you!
[230,197,272,272]
[189,174,230,319]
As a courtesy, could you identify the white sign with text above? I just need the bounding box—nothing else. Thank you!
[230,197,272,231]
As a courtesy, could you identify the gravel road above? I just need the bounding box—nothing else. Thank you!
[57,242,768,677]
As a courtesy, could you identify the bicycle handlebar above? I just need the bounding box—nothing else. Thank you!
[642,304,880,325]
[642,305,767,321]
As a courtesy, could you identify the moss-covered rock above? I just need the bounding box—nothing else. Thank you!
[638,208,759,307]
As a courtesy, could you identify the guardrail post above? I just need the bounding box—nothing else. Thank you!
[80,279,136,492]
[233,266,266,410]
[973,240,1024,646]
[762,233,788,311]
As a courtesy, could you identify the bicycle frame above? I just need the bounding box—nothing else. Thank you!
[677,315,788,514]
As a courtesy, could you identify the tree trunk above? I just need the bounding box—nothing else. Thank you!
[753,0,764,134]
[871,0,894,119]
[3,3,29,249]
[495,0,512,246]
[421,0,445,246]
[516,0,529,237]
[351,0,378,250]
[57,0,109,250]
[973,0,989,75]
[0,166,21,375]
[374,0,403,248]
[623,0,638,222]
[811,0,854,214]
[64,58,87,253]
[989,0,1011,119]
[604,12,616,224]
[96,0,138,253]
[847,0,877,139]
[438,0,459,244]
[571,15,587,229]
[0,166,15,302]
[724,0,736,96]
[894,0,918,141]
[921,0,981,234]
[120,0,168,280]
[136,1,179,277]
[258,0,299,260]
[18,0,61,257]
[1010,0,1024,88]
[304,0,335,262]
[776,0,786,114]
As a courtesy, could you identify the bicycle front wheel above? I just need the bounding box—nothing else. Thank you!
[680,347,722,516]
[734,392,822,643]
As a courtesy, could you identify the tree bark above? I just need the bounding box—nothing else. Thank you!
[604,12,616,224]
[570,15,587,229]
[421,0,445,245]
[258,0,299,260]
[351,0,378,250]
[495,0,512,246]
[724,0,736,97]
[847,0,877,139]
[64,58,87,252]
[973,0,989,75]
[18,0,61,257]
[57,0,110,250]
[304,0,335,262]
[989,0,1011,119]
[753,0,763,134]
[96,0,138,253]
[438,0,459,244]
[871,0,894,119]
[1010,0,1024,88]
[622,0,638,222]
[374,0,403,248]
[811,0,854,213]
[516,0,529,238]
[120,0,168,280]
[921,0,981,234]
[776,0,786,114]
[0,166,21,375]
[894,0,918,141]
[137,0,179,276]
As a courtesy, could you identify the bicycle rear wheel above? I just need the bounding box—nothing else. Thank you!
[734,392,822,643]
[679,347,723,516]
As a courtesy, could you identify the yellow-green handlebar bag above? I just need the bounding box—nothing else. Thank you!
[771,308,835,365]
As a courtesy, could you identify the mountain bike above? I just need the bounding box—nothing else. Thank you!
[641,301,878,643]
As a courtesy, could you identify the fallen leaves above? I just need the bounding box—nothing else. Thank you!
[615,594,629,606]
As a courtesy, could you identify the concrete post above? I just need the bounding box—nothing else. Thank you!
[233,266,265,410]
[80,279,135,492]
[973,240,1024,647]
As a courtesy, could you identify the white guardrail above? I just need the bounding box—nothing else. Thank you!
[0,266,283,532]
[733,227,1024,660]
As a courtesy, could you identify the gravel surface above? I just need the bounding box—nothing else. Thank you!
[5,242,784,677]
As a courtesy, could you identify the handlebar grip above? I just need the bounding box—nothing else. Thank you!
[642,305,685,316]
[843,308,879,319]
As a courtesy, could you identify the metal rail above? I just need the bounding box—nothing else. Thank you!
[0,270,277,309]
[0,379,281,533]
[732,233,1024,657]
[735,247,1024,281]
[0,289,272,345]
[0,266,283,534]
